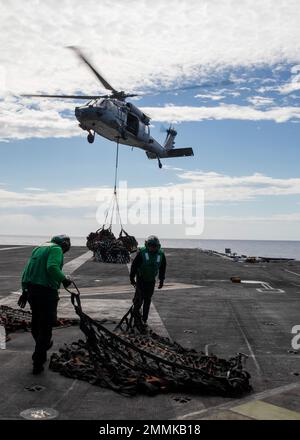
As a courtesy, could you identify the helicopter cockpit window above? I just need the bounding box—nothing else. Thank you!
[94,98,107,108]
[106,100,115,110]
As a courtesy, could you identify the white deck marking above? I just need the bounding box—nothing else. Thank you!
[241,280,284,293]
[0,246,28,251]
[55,297,171,339]
[231,400,300,420]
[0,282,202,307]
[204,343,217,356]
[179,382,300,420]
[228,302,262,375]
[284,269,300,277]
[58,282,201,298]
[63,251,92,275]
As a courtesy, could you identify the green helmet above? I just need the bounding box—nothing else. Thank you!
[145,235,161,249]
[51,234,71,253]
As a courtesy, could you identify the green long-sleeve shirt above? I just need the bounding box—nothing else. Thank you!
[22,242,67,291]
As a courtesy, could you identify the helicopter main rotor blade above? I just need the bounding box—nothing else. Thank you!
[21,94,110,99]
[68,46,117,94]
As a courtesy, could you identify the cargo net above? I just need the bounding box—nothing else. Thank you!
[49,294,252,397]
[0,305,78,335]
[86,227,138,264]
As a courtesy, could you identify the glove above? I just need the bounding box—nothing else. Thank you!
[62,276,72,288]
[18,290,28,308]
[130,277,136,288]
[158,280,164,289]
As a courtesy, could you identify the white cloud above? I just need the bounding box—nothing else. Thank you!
[0,213,96,237]
[141,104,300,123]
[278,75,300,94]
[201,215,300,240]
[1,171,300,210]
[1,209,300,241]
[175,171,300,201]
[0,186,102,208]
[195,94,225,101]
[1,170,300,239]
[207,213,300,222]
[0,96,78,140]
[1,1,300,139]
[163,165,186,172]
[247,96,275,106]
[1,0,299,95]
[24,187,46,191]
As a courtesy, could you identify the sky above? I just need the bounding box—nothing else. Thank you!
[0,0,300,240]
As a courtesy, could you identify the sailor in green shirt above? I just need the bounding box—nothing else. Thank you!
[130,236,166,329]
[18,235,72,374]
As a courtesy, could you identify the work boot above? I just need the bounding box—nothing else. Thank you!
[32,364,44,375]
[32,352,47,363]
[140,319,148,334]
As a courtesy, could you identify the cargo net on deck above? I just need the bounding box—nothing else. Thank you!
[0,305,78,335]
[86,227,138,264]
[49,293,252,397]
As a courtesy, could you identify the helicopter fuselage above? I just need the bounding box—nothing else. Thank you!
[75,98,166,156]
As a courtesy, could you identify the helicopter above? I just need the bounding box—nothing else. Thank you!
[22,47,194,168]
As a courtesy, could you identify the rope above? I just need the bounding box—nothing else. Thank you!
[114,138,120,194]
[109,138,123,229]
[102,192,115,229]
[97,137,124,231]
[64,281,82,313]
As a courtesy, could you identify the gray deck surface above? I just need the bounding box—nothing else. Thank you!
[0,245,300,420]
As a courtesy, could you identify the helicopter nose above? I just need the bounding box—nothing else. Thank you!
[75,106,93,121]
[75,107,84,121]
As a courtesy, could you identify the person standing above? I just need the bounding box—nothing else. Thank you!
[130,235,166,326]
[18,235,72,374]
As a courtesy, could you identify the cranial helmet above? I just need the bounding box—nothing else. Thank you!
[145,235,161,249]
[51,234,71,253]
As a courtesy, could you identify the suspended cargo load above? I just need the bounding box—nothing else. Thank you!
[86,226,136,264]
[118,228,138,253]
[95,239,130,264]
[86,227,116,252]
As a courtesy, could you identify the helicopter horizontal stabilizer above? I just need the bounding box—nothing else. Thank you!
[165,147,194,157]
[146,147,194,159]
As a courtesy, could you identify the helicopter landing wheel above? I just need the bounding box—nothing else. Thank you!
[87,132,95,144]
[157,157,163,169]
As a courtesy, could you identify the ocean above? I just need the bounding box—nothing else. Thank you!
[0,235,299,260]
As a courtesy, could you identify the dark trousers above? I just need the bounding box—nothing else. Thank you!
[27,284,58,366]
[133,278,155,322]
